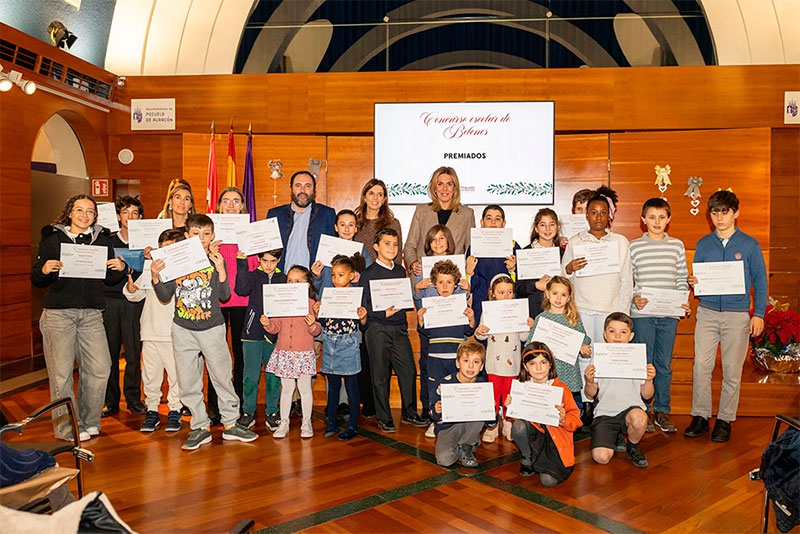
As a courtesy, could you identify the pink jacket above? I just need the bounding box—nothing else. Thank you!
[220,244,257,308]
[264,298,321,352]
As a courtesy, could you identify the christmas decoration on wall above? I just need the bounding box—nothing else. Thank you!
[684,176,703,216]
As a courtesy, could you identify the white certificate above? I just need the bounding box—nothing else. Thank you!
[262,283,310,317]
[481,299,530,333]
[637,287,690,317]
[530,316,585,365]
[315,234,364,267]
[692,261,746,296]
[421,254,467,279]
[318,287,363,319]
[128,219,173,250]
[96,202,119,233]
[369,278,414,312]
[237,218,283,256]
[470,228,514,258]
[134,260,153,289]
[59,244,107,279]
[421,293,469,329]
[149,236,209,282]
[506,380,563,426]
[572,241,620,277]
[208,214,249,244]
[560,214,588,239]
[593,343,647,380]
[441,382,495,423]
[516,247,561,280]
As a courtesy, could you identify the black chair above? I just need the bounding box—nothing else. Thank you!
[762,414,800,533]
[1,397,94,500]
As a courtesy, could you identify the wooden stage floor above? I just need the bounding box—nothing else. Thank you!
[1,378,783,533]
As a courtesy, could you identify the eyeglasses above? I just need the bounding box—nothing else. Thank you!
[221,199,242,206]
[72,207,96,217]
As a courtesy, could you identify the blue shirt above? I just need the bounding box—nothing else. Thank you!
[284,204,312,269]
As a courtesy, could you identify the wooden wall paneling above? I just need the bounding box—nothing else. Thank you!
[609,128,771,248]
[326,136,374,212]
[553,134,609,216]
[0,303,31,361]
[108,135,183,218]
[182,134,327,219]
[769,128,800,310]
[113,66,800,137]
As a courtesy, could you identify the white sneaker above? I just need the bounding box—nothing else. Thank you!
[300,420,314,438]
[86,426,100,436]
[79,431,91,442]
[482,425,499,443]
[273,420,290,439]
[425,423,436,438]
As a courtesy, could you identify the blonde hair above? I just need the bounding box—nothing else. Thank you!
[542,276,580,327]
[428,166,462,212]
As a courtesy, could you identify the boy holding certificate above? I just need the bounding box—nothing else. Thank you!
[629,198,690,434]
[583,313,656,468]
[360,228,427,432]
[684,190,767,443]
[429,341,490,468]
[153,214,258,450]
[418,260,476,436]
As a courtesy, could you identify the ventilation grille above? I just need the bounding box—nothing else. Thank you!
[0,38,113,100]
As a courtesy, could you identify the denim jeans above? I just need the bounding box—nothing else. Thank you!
[632,316,678,413]
[40,308,111,438]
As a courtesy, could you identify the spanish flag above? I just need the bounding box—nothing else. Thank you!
[226,128,236,188]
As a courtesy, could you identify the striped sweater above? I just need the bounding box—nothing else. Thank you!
[629,233,688,318]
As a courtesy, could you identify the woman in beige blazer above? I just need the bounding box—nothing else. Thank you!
[403,166,476,276]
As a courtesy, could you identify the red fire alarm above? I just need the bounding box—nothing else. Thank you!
[92,179,109,197]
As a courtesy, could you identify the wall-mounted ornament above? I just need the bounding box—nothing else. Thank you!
[269,159,284,206]
[308,158,323,176]
[684,176,703,216]
[654,164,672,196]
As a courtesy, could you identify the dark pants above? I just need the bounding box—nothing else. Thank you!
[103,297,143,409]
[418,332,430,417]
[208,306,246,417]
[357,341,376,416]
[326,374,359,432]
[364,322,417,424]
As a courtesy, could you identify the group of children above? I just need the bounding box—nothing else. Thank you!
[36,182,766,482]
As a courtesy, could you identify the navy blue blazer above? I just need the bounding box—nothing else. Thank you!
[266,202,337,271]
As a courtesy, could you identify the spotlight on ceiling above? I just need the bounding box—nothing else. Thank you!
[48,20,78,49]
[0,66,12,92]
[0,66,36,95]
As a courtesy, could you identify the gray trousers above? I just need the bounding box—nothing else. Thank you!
[435,422,483,467]
[691,307,751,422]
[40,309,111,438]
[172,323,240,429]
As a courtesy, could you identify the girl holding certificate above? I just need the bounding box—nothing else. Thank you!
[474,275,533,443]
[562,186,632,420]
[213,187,255,421]
[505,343,581,486]
[525,276,592,410]
[262,266,322,439]
[313,255,368,441]
[31,194,128,442]
[515,208,564,318]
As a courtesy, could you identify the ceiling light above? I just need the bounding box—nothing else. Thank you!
[48,21,78,49]
[0,68,36,95]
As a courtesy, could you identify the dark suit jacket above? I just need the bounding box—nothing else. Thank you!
[266,202,336,271]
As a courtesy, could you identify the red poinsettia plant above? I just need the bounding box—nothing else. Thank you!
[752,303,800,355]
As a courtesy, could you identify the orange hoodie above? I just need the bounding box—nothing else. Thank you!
[530,378,582,468]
